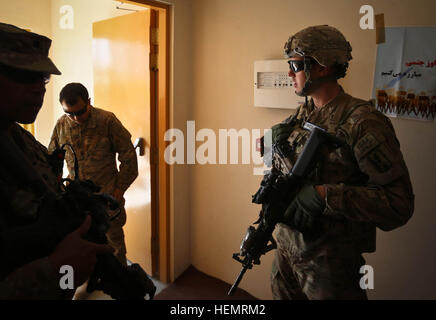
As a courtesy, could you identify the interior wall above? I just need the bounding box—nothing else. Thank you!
[50,0,147,129]
[189,0,436,299]
[164,0,194,281]
[0,0,53,146]
[49,0,196,282]
[0,0,195,284]
[2,0,435,299]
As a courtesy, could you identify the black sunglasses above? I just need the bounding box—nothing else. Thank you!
[0,64,50,84]
[64,103,88,117]
[287,60,305,73]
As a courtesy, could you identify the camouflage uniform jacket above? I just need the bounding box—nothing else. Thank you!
[273,90,414,259]
[48,107,138,195]
[0,124,68,299]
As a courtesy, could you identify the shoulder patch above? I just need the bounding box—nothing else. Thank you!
[367,149,392,173]
[354,132,381,160]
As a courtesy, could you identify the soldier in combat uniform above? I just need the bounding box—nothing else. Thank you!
[49,83,138,267]
[0,22,113,299]
[270,25,414,299]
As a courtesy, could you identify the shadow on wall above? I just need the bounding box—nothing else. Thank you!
[366,118,436,300]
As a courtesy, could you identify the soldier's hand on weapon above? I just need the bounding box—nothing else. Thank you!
[282,184,326,236]
[48,215,114,287]
[271,123,293,144]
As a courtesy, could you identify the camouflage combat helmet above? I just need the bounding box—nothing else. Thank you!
[284,25,352,97]
[0,22,61,75]
[284,25,352,67]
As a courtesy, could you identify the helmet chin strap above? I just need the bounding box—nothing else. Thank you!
[295,56,313,97]
[295,56,337,97]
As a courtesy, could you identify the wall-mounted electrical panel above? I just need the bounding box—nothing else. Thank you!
[254,59,304,109]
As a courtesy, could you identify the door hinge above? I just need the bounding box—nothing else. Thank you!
[150,53,158,72]
[151,28,159,46]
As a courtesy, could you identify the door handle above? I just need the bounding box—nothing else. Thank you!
[134,137,146,156]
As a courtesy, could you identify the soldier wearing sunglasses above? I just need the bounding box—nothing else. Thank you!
[0,22,113,299]
[49,83,138,272]
[269,25,414,299]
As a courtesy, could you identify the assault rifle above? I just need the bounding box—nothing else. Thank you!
[228,122,345,296]
[0,132,156,300]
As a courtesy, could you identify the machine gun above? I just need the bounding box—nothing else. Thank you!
[0,132,156,300]
[228,123,345,296]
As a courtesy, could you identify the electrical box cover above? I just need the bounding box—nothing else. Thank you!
[254,59,304,109]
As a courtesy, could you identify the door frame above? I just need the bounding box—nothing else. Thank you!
[125,0,171,283]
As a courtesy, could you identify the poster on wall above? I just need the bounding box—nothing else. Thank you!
[372,26,436,122]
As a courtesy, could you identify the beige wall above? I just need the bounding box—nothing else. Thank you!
[48,0,195,282]
[2,0,436,299]
[0,0,144,144]
[0,0,53,145]
[165,0,195,281]
[50,0,146,125]
[187,0,436,299]
[0,0,195,283]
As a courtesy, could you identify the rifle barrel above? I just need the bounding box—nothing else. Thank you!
[228,264,249,296]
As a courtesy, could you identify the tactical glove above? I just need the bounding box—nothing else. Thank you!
[271,123,293,144]
[283,185,325,235]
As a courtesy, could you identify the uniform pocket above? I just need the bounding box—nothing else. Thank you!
[88,136,110,160]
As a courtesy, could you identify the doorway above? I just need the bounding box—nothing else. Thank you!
[92,0,171,282]
[48,0,171,283]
